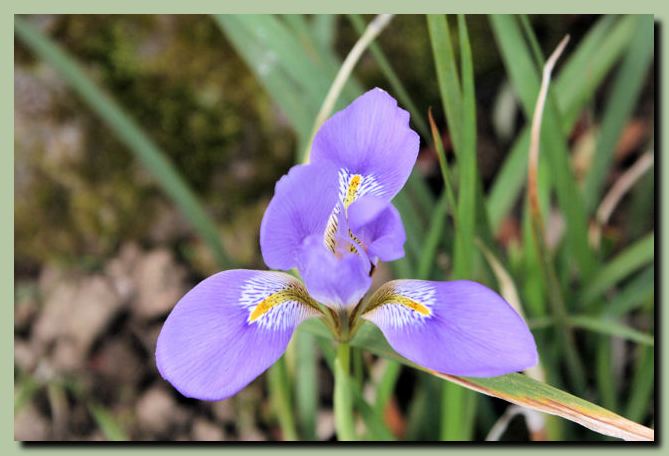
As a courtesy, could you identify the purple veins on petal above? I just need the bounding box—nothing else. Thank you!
[311,88,420,204]
[362,280,538,377]
[156,270,320,401]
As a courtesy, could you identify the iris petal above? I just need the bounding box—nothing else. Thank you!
[363,280,538,377]
[348,197,406,262]
[311,88,420,203]
[260,163,339,270]
[156,270,320,401]
[297,235,372,310]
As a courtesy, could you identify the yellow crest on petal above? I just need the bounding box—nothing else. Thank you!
[240,273,320,330]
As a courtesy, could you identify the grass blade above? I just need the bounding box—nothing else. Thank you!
[583,233,655,306]
[373,360,403,419]
[605,266,654,317]
[583,15,654,212]
[524,32,586,391]
[488,15,637,229]
[88,403,129,441]
[555,15,636,127]
[14,375,40,414]
[214,15,314,146]
[301,319,654,440]
[267,356,299,440]
[233,15,330,114]
[426,15,463,156]
[441,15,480,441]
[490,14,597,279]
[305,14,393,161]
[428,14,480,440]
[406,374,443,440]
[568,315,654,346]
[294,330,318,440]
[417,191,450,280]
[417,111,459,280]
[453,14,478,280]
[348,14,429,139]
[438,373,654,442]
[625,347,654,424]
[311,15,337,52]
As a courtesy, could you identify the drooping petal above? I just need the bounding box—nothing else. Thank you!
[260,163,339,270]
[348,197,406,262]
[347,196,388,231]
[310,88,420,204]
[156,270,321,401]
[363,280,538,377]
[297,235,372,310]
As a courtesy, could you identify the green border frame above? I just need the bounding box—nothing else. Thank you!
[4,2,666,454]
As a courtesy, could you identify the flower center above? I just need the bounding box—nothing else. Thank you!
[337,169,384,209]
[343,174,362,209]
[323,169,385,253]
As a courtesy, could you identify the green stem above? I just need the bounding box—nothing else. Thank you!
[267,357,298,441]
[334,342,356,441]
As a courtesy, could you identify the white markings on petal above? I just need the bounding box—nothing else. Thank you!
[239,272,319,331]
[323,168,385,252]
[363,280,436,329]
[337,168,385,209]
[323,206,341,252]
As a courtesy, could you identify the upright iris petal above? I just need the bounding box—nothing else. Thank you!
[310,88,420,205]
[347,197,406,263]
[260,88,419,310]
[260,163,375,309]
[260,163,339,270]
[156,270,321,401]
[362,280,538,377]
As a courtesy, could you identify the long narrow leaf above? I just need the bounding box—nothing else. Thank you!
[453,14,478,280]
[490,14,597,279]
[487,15,637,232]
[88,403,129,441]
[294,330,318,440]
[348,14,429,139]
[426,15,463,156]
[625,346,654,424]
[300,319,654,441]
[583,233,655,306]
[568,315,654,346]
[605,266,655,317]
[583,15,653,212]
[214,15,314,146]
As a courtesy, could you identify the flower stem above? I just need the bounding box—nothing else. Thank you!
[334,342,356,441]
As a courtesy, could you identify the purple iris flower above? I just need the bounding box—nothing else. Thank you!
[156,88,538,401]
